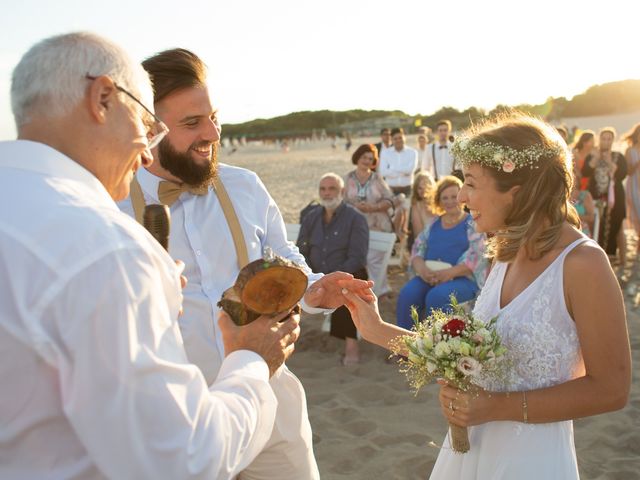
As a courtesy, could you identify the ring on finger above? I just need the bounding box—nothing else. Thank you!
[449,400,455,413]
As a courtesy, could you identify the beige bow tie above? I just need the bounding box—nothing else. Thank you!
[158,181,209,206]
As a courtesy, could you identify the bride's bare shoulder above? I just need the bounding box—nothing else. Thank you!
[564,238,613,281]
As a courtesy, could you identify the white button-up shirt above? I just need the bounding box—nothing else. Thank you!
[121,165,323,382]
[120,164,322,479]
[422,141,456,180]
[379,146,419,187]
[0,140,277,480]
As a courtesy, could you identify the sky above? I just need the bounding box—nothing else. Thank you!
[1,0,639,139]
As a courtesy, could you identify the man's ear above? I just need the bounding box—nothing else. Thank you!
[86,76,116,124]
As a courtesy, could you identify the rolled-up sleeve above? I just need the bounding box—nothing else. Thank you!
[49,245,277,480]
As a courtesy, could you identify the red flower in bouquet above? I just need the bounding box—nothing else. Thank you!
[442,317,465,337]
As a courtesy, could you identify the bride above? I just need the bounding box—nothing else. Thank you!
[341,114,631,479]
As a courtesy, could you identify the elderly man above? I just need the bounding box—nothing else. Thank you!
[0,32,303,479]
[297,173,369,364]
[118,48,372,480]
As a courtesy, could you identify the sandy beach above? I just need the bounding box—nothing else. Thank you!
[220,136,640,480]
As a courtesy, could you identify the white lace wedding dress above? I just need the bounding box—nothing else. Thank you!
[430,237,592,479]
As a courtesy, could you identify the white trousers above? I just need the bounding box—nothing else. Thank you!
[238,365,319,480]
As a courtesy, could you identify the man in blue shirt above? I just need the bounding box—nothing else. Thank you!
[297,173,369,364]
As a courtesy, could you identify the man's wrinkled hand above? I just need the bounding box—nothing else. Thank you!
[218,310,301,377]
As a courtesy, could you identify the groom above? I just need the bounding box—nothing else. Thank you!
[119,48,372,479]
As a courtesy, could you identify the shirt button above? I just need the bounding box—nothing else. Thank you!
[196,250,202,256]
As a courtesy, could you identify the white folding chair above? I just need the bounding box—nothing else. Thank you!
[285,223,301,243]
[368,230,397,288]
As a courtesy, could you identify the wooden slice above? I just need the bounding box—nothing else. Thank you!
[218,286,261,326]
[236,258,308,314]
[218,255,307,325]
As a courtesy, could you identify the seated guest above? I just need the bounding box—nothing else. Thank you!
[297,173,369,365]
[407,171,436,252]
[344,144,395,297]
[396,176,487,330]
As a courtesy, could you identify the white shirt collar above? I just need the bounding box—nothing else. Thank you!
[0,139,115,207]
[136,167,163,203]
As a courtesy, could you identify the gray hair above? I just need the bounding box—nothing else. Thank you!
[11,31,152,128]
[320,172,344,190]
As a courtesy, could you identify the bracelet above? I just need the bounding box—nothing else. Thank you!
[522,391,528,423]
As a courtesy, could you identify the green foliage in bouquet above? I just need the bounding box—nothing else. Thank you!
[392,295,508,394]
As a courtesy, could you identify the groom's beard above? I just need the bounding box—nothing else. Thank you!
[157,138,218,189]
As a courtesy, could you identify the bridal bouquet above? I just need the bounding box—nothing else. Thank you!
[391,296,507,453]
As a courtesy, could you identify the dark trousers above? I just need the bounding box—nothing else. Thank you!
[330,268,368,340]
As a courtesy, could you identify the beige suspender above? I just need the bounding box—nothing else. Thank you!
[129,177,146,225]
[212,176,249,269]
[129,176,249,270]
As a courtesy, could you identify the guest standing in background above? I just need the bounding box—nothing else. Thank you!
[422,120,456,180]
[379,127,418,196]
[379,127,418,244]
[623,123,640,252]
[572,130,595,191]
[582,127,627,264]
[343,144,396,297]
[374,127,392,167]
[416,133,430,172]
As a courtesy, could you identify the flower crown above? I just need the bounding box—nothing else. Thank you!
[451,137,565,173]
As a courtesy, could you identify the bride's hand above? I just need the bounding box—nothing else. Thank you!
[437,380,497,427]
[341,288,384,342]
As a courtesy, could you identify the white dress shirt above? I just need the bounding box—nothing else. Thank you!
[379,146,419,187]
[0,140,277,480]
[120,164,321,480]
[422,141,456,179]
[417,146,429,172]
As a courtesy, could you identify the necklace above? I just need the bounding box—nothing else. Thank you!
[442,211,465,226]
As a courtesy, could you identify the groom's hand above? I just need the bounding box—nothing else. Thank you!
[303,271,374,309]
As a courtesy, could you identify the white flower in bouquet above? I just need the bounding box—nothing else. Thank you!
[457,356,482,376]
[435,341,452,357]
[448,337,461,353]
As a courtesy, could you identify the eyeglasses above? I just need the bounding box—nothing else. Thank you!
[85,74,169,149]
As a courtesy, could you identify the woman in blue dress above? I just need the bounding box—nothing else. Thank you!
[396,176,488,329]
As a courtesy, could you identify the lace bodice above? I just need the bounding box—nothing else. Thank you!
[473,238,590,392]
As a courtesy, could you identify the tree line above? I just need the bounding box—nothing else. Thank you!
[222,79,640,139]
